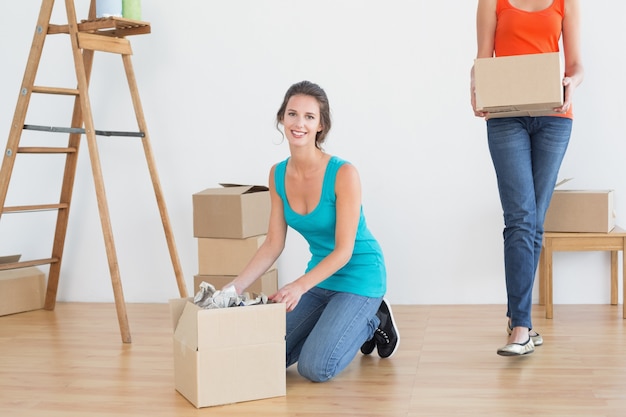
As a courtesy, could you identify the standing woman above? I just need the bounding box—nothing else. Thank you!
[471,0,584,356]
[227,80,399,382]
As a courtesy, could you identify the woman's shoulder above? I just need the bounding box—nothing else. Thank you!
[331,156,360,183]
[328,155,351,166]
[272,157,289,171]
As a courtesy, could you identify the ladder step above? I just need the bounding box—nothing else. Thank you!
[0,257,60,271]
[18,147,77,154]
[48,17,152,38]
[23,124,145,137]
[78,17,151,37]
[32,86,79,96]
[3,203,70,213]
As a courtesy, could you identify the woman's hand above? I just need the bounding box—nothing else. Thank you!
[553,76,575,113]
[269,281,306,312]
[471,87,488,118]
[470,71,488,118]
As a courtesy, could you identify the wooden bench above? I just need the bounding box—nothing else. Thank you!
[538,226,626,319]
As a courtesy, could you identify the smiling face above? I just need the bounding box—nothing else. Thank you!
[281,94,323,149]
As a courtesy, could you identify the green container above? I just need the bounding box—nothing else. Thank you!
[122,0,141,20]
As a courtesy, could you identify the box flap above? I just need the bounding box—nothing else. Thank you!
[169,297,193,330]
[554,178,573,188]
[195,184,268,196]
[0,254,21,264]
[172,300,201,350]
[219,183,269,194]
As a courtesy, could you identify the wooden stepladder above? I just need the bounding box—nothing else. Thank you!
[0,0,187,343]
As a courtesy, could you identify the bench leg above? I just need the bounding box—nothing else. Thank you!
[623,241,626,319]
[611,251,618,305]
[538,245,545,305]
[544,239,553,319]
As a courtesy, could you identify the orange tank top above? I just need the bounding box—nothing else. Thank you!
[494,0,570,118]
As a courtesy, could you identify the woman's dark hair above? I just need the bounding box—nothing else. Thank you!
[276,80,332,150]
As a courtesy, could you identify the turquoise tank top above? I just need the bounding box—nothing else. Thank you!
[274,156,386,297]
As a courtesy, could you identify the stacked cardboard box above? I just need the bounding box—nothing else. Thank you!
[170,184,285,408]
[191,183,278,295]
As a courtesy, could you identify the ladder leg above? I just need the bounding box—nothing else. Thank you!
[48,0,100,310]
[45,48,94,310]
[121,54,188,298]
[65,0,131,343]
[0,0,55,214]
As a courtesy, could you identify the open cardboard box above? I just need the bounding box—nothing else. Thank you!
[0,255,46,316]
[193,184,270,239]
[474,52,564,118]
[544,179,616,233]
[169,298,286,408]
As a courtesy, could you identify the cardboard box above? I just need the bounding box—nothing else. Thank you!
[169,298,286,408]
[474,52,564,118]
[193,269,279,296]
[197,235,276,275]
[0,256,46,316]
[544,189,615,233]
[193,184,270,239]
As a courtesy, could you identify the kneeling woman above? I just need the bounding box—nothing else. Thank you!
[226,80,399,382]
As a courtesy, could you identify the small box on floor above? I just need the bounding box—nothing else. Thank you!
[193,269,279,296]
[193,184,270,239]
[169,298,286,408]
[0,256,46,316]
[474,52,564,118]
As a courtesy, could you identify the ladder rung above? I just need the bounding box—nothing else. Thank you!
[23,124,145,137]
[0,257,60,271]
[32,86,80,96]
[3,203,70,213]
[24,125,84,134]
[47,24,67,35]
[18,147,77,154]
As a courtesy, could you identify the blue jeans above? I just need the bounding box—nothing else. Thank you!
[286,286,381,382]
[487,116,572,330]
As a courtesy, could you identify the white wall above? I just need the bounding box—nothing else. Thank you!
[1,1,624,306]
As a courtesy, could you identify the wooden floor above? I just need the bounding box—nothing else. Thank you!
[2,303,626,417]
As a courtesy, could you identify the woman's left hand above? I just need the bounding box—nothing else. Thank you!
[553,76,575,113]
[269,281,305,312]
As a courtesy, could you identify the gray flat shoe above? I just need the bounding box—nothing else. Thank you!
[497,337,535,356]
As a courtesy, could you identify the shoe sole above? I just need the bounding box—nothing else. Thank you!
[378,298,400,358]
[497,349,534,357]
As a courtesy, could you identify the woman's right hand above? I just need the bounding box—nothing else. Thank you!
[470,66,488,118]
[269,280,306,312]
[222,280,242,295]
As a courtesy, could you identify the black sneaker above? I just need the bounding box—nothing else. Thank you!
[360,337,376,355]
[374,298,400,358]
